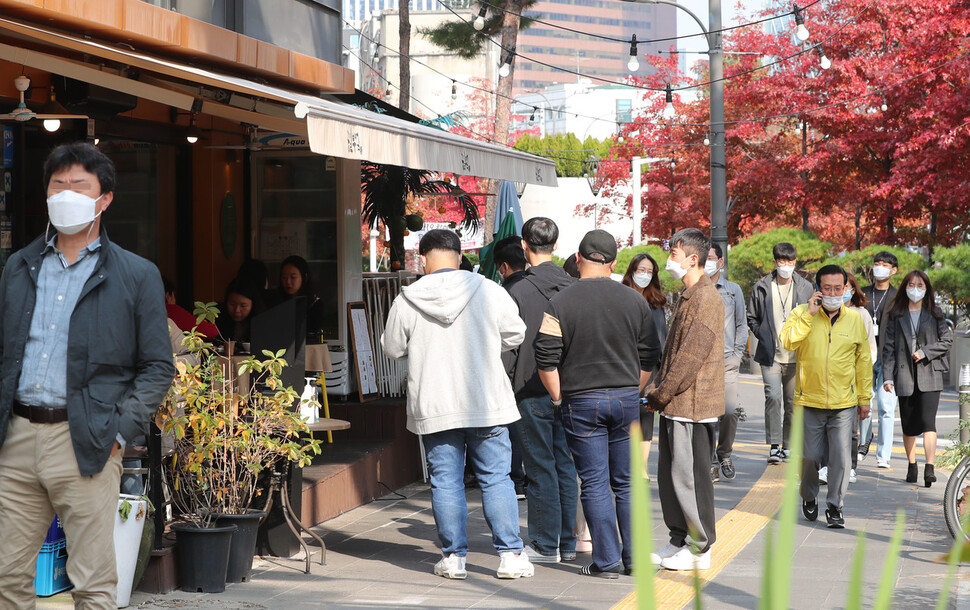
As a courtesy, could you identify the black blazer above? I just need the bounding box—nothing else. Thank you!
[882,307,952,396]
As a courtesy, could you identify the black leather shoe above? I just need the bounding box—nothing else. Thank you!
[720,458,736,481]
[906,462,918,483]
[802,499,818,522]
[925,464,936,488]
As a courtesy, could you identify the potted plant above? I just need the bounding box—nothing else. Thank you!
[157,302,322,591]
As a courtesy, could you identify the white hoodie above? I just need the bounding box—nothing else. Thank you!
[381,270,526,435]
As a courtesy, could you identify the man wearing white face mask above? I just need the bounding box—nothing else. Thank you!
[779,265,872,529]
[860,251,899,468]
[705,245,747,483]
[0,143,175,607]
[747,242,813,465]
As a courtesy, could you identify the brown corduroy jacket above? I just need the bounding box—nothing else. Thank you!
[646,273,725,421]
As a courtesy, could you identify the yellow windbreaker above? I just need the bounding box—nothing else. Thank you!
[779,304,873,410]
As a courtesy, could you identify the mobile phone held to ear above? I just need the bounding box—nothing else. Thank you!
[814,284,822,306]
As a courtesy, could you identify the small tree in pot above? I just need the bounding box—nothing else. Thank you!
[157,302,322,590]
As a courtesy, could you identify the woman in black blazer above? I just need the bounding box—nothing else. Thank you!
[882,270,953,487]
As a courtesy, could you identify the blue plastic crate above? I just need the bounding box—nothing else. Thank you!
[44,516,64,544]
[34,540,72,597]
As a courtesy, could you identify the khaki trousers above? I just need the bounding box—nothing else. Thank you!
[0,415,122,609]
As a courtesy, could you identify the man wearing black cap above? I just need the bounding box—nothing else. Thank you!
[535,229,661,578]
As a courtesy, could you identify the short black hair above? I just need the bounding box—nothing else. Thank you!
[43,142,116,194]
[460,255,474,271]
[669,228,710,266]
[773,242,797,261]
[522,217,558,254]
[873,251,898,267]
[162,276,175,295]
[815,264,847,286]
[711,242,723,259]
[562,253,580,278]
[494,236,526,271]
[237,259,269,290]
[419,229,461,255]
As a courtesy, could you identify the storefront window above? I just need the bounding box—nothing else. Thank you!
[253,152,338,341]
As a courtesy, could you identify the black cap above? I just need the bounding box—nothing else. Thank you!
[578,230,617,263]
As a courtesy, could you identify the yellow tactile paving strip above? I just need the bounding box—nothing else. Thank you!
[613,465,787,610]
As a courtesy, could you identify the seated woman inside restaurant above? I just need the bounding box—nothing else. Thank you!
[275,255,324,342]
[216,278,263,345]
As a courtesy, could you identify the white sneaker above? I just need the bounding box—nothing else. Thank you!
[434,553,467,579]
[849,469,857,483]
[523,544,560,564]
[818,466,828,484]
[650,543,685,565]
[660,547,711,571]
[877,459,890,469]
[497,551,534,579]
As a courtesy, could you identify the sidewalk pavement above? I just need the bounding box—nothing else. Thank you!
[37,373,970,609]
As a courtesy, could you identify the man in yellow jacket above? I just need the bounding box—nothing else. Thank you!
[780,264,873,529]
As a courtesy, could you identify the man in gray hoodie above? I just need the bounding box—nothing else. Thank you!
[382,230,532,580]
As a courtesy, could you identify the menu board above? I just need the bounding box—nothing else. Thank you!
[347,302,379,401]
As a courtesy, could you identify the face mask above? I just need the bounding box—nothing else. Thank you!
[872,266,892,281]
[47,190,103,235]
[632,272,652,288]
[704,260,719,277]
[666,256,689,281]
[821,295,843,311]
[842,289,853,304]
[907,287,926,303]
[776,264,795,279]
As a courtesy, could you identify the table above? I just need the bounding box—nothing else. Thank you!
[277,417,351,572]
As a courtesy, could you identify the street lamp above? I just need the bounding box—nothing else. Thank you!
[622,0,728,276]
[585,154,601,196]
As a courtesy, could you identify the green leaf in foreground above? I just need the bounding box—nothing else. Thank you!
[630,422,655,609]
[845,529,867,610]
[873,510,905,610]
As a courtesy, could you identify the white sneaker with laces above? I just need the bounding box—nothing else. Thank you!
[660,547,711,571]
[434,553,467,579]
[650,543,684,566]
[849,469,857,483]
[497,551,534,579]
[818,466,828,484]
[877,459,890,469]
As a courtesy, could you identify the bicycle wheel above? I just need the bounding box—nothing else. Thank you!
[943,455,970,539]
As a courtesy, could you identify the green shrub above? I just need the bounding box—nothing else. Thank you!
[728,229,830,296]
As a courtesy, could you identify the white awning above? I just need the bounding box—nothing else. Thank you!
[0,16,557,185]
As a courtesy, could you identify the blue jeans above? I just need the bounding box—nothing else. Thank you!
[860,363,896,463]
[561,388,638,571]
[423,426,524,556]
[515,396,578,556]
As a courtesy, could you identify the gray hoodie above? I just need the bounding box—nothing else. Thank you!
[381,270,526,435]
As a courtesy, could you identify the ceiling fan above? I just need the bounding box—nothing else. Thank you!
[205,124,268,151]
[0,76,87,122]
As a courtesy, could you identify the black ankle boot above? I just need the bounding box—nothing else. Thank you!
[925,464,936,488]
[906,462,918,483]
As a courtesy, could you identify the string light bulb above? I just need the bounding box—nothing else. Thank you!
[816,46,831,70]
[528,107,536,126]
[498,53,513,78]
[793,4,810,42]
[704,135,711,146]
[451,80,457,101]
[628,34,640,73]
[880,99,888,112]
[662,84,676,120]
[473,5,487,31]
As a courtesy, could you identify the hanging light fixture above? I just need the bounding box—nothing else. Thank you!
[880,98,888,112]
[499,52,513,78]
[627,34,640,73]
[528,107,536,126]
[43,119,61,132]
[451,80,458,101]
[185,115,202,144]
[793,4,810,42]
[473,4,487,31]
[815,45,831,70]
[662,84,676,119]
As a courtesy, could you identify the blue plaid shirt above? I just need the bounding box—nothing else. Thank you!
[16,236,101,408]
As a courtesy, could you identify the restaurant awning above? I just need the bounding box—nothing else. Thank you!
[0,16,558,186]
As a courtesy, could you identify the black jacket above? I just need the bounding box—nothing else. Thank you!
[862,284,897,362]
[503,262,574,400]
[0,229,175,476]
[747,270,814,366]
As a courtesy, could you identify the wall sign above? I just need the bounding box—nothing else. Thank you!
[347,302,379,402]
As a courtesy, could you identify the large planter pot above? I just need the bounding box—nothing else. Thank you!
[171,522,237,593]
[115,495,147,608]
[215,510,267,583]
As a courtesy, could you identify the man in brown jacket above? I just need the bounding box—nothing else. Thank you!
[645,228,725,571]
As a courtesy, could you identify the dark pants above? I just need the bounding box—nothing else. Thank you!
[561,387,638,571]
[658,417,717,553]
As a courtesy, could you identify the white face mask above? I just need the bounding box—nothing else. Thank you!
[776,264,795,279]
[47,190,103,235]
[872,266,892,281]
[821,295,843,311]
[666,256,689,281]
[907,287,926,303]
[842,289,853,304]
[632,272,652,288]
[704,260,719,277]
